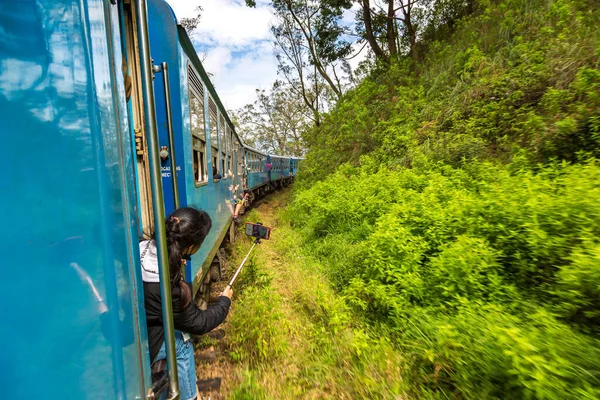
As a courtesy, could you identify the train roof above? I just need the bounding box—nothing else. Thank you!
[177,26,240,141]
[242,145,268,156]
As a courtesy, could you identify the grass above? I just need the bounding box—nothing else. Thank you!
[216,187,407,399]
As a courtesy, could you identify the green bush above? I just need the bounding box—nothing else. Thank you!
[228,285,288,364]
[290,0,600,396]
[290,161,600,397]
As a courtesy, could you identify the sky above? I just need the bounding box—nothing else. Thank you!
[165,0,280,111]
[165,0,366,112]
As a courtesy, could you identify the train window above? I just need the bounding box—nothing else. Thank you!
[188,65,207,185]
[227,127,234,173]
[219,115,227,178]
[209,97,220,176]
[188,65,208,185]
[192,139,207,184]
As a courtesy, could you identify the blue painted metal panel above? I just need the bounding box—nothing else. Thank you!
[149,2,234,284]
[0,1,147,398]
[270,156,285,181]
[147,0,187,216]
[246,149,269,190]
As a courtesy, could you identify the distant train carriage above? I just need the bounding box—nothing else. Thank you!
[245,146,269,191]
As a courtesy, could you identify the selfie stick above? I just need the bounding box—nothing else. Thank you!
[227,238,260,288]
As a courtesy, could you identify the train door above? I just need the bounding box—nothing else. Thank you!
[121,0,154,238]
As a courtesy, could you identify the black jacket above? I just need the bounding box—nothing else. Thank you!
[143,281,231,362]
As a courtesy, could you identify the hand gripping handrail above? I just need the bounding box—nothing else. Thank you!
[133,1,180,399]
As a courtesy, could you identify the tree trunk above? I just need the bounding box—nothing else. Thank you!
[402,6,418,61]
[386,0,397,56]
[285,0,342,99]
[361,0,388,62]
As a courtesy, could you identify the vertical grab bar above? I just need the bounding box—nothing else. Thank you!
[161,62,180,209]
[133,1,180,399]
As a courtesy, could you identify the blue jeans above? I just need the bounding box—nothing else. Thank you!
[154,330,197,400]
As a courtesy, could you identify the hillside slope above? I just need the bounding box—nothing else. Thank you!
[291,0,600,397]
[301,0,599,182]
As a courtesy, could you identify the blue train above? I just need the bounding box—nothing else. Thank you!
[1,1,301,399]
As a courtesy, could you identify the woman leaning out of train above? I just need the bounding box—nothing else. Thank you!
[139,207,233,400]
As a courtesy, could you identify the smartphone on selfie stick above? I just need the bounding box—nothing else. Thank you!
[228,223,271,288]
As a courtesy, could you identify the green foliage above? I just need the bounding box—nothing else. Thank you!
[288,0,600,397]
[229,369,269,400]
[298,0,600,183]
[291,161,600,398]
[398,305,600,399]
[554,243,600,327]
[228,260,288,365]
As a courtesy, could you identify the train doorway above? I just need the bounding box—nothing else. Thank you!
[121,0,154,238]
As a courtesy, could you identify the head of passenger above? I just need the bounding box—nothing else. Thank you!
[165,207,212,308]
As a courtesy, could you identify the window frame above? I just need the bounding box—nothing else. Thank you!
[208,97,220,180]
[187,63,208,187]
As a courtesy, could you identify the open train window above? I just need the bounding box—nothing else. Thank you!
[219,115,227,179]
[192,138,206,184]
[209,97,220,178]
[227,127,233,174]
[187,64,208,186]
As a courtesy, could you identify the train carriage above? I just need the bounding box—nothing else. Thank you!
[2,1,150,398]
[244,146,269,191]
[144,0,246,294]
[1,1,300,399]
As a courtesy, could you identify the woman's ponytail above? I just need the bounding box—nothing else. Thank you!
[164,209,212,309]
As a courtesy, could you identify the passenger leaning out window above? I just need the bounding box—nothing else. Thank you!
[139,207,232,400]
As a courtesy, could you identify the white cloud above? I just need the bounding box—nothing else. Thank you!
[203,46,233,75]
[169,0,274,47]
[210,43,278,109]
[167,0,277,110]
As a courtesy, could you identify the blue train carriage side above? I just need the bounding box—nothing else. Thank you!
[268,154,284,183]
[146,0,245,295]
[281,155,292,179]
[1,1,152,399]
[244,145,270,193]
[291,156,303,176]
[268,154,298,187]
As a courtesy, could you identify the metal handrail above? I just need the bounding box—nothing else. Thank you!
[133,1,180,399]
[161,62,180,209]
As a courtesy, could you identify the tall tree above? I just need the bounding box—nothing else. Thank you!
[271,0,352,101]
[231,82,309,155]
[272,13,329,126]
